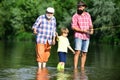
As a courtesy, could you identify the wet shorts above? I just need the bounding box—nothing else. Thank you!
[74,38,90,52]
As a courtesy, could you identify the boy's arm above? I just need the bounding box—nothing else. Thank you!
[68,46,75,54]
[52,36,56,45]
[55,32,59,41]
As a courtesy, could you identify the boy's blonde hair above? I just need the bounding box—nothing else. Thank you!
[60,27,69,35]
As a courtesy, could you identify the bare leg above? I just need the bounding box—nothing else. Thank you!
[43,62,46,68]
[38,62,42,68]
[74,50,80,69]
[81,52,87,68]
[61,62,65,69]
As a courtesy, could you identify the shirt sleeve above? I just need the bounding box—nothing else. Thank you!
[88,13,93,27]
[71,14,78,28]
[32,16,41,29]
[52,17,56,37]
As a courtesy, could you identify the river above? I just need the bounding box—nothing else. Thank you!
[0,41,120,80]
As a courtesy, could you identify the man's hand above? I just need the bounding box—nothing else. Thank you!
[89,29,94,35]
[83,29,94,35]
[33,29,37,34]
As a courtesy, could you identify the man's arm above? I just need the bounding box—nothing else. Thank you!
[72,26,90,34]
[32,16,41,34]
[89,26,94,35]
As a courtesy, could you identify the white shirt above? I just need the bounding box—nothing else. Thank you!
[57,36,70,53]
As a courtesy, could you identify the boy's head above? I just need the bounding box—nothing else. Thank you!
[60,27,69,35]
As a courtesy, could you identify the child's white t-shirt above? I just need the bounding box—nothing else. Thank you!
[57,36,70,53]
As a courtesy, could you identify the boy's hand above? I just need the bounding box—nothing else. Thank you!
[55,32,58,36]
[73,51,75,54]
[52,39,56,45]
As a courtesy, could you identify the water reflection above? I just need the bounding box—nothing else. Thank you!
[56,70,70,80]
[36,68,50,80]
[0,67,36,80]
[0,41,120,80]
[73,68,88,80]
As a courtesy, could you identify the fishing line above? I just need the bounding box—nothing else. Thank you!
[93,25,120,31]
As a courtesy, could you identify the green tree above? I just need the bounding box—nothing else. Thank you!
[0,0,56,41]
[0,0,120,44]
[88,0,117,44]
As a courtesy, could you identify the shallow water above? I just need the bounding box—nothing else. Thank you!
[0,41,120,80]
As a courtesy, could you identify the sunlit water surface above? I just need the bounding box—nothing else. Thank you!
[0,41,120,80]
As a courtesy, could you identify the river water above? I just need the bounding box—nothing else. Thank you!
[0,41,120,80]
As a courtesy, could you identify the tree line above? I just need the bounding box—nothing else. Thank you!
[0,0,120,45]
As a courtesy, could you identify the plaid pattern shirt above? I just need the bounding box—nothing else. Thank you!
[71,12,93,40]
[32,15,56,44]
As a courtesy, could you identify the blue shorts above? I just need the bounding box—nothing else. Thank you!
[58,52,67,63]
[74,38,90,52]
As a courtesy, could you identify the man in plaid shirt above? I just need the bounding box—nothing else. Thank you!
[71,1,94,69]
[32,7,56,68]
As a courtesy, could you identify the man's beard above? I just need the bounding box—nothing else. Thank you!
[77,9,83,15]
[46,14,52,20]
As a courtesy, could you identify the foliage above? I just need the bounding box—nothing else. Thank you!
[0,0,120,44]
[0,0,56,41]
[88,0,120,44]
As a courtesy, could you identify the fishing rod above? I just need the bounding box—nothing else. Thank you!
[93,25,120,31]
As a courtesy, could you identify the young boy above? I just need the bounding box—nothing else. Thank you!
[56,27,75,71]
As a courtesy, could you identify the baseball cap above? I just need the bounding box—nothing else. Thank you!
[46,7,55,13]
